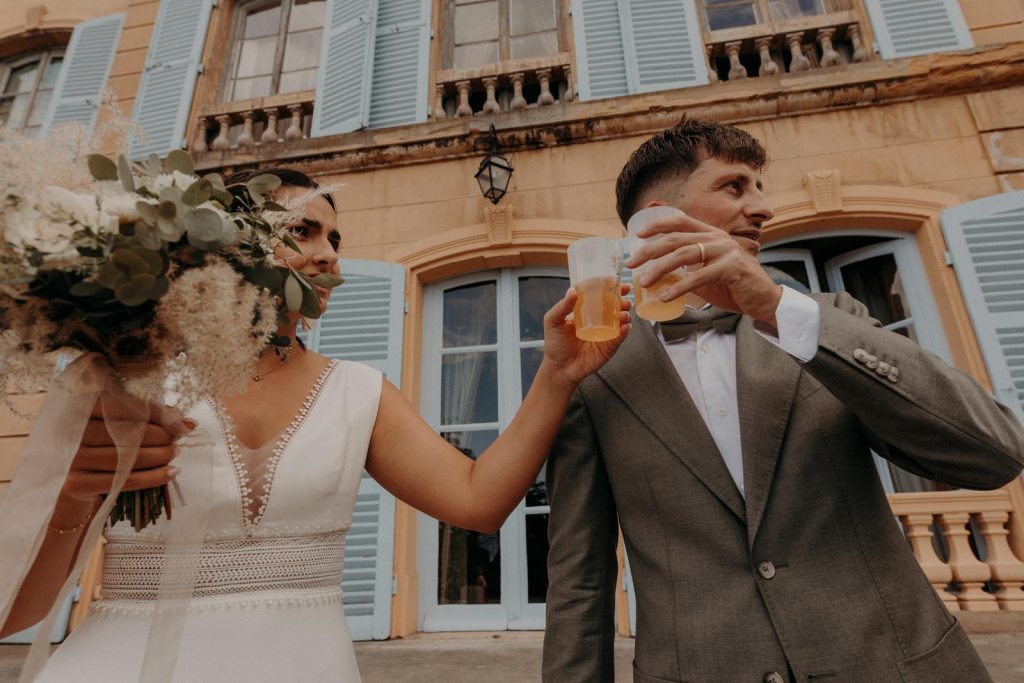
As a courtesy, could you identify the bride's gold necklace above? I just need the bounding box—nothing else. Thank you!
[252,346,292,382]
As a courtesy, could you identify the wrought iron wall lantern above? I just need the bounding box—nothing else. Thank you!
[475,125,513,205]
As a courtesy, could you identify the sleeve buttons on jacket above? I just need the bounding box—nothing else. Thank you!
[887,367,901,383]
[853,348,869,362]
[876,361,891,376]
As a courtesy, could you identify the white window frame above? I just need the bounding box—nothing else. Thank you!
[0,49,64,135]
[759,247,822,292]
[418,265,568,631]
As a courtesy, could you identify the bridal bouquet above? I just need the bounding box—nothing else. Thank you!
[0,129,340,529]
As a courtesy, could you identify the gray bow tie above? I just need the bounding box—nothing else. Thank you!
[659,307,742,342]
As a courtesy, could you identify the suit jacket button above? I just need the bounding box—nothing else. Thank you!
[876,361,891,375]
[757,561,776,580]
[853,348,869,362]
[887,368,901,382]
[764,672,786,683]
[865,357,879,369]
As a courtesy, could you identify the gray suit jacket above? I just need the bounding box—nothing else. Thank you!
[543,292,1024,682]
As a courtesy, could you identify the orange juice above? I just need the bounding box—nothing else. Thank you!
[573,275,620,342]
[635,269,685,322]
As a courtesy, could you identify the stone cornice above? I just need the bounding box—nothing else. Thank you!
[194,43,1024,176]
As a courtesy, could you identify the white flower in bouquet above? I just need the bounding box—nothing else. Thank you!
[2,204,80,260]
[144,170,198,195]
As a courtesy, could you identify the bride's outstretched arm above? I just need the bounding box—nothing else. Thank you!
[365,287,630,533]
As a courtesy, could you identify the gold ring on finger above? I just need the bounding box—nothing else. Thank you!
[696,242,706,266]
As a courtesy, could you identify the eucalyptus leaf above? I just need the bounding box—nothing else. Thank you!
[203,173,226,190]
[245,265,284,291]
[312,273,345,288]
[111,249,148,274]
[131,246,164,275]
[134,223,163,250]
[147,154,162,176]
[299,283,322,318]
[184,208,223,241]
[70,280,103,297]
[97,260,129,288]
[293,271,314,289]
[280,233,301,253]
[136,201,158,225]
[157,201,177,219]
[118,155,135,193]
[246,174,282,198]
[87,155,118,181]
[165,149,194,176]
[284,274,302,312]
[261,201,288,212]
[181,178,212,208]
[115,274,157,306]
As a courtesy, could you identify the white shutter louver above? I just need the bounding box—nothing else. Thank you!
[367,0,431,129]
[312,0,378,137]
[571,0,630,101]
[622,0,708,92]
[307,259,405,640]
[941,191,1024,424]
[864,0,973,59]
[42,13,124,136]
[128,0,213,158]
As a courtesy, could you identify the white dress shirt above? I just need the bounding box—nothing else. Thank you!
[656,286,821,498]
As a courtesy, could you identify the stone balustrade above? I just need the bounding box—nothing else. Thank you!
[190,90,315,154]
[705,11,868,83]
[434,53,572,119]
[890,489,1024,611]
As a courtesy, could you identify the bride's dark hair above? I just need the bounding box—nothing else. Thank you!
[222,167,336,211]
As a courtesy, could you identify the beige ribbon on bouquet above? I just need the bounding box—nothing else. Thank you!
[0,353,213,682]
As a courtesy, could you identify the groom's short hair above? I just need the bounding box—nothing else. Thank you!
[615,118,767,226]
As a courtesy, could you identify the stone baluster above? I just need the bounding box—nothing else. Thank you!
[261,108,280,144]
[211,114,231,151]
[817,28,841,68]
[902,514,959,611]
[536,69,555,106]
[786,33,812,73]
[435,84,447,119]
[706,45,719,83]
[724,42,747,80]
[976,510,1024,610]
[285,104,304,140]
[939,513,999,611]
[509,72,527,110]
[236,110,255,149]
[481,77,501,114]
[755,38,778,77]
[192,116,209,153]
[455,80,473,117]
[848,24,868,63]
[563,65,574,102]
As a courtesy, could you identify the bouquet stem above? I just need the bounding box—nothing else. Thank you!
[108,484,172,532]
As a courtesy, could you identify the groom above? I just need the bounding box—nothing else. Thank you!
[542,119,1024,682]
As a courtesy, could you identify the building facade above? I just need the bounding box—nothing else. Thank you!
[2,0,1024,641]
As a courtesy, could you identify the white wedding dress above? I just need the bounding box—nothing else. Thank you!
[38,360,381,682]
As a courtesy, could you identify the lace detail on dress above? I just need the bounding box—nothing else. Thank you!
[100,531,347,602]
[211,360,339,531]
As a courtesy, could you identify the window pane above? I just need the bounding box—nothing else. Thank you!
[455,1,499,44]
[235,36,277,78]
[443,281,497,347]
[288,0,326,31]
[454,42,500,69]
[838,253,910,327]
[769,0,824,21]
[0,98,13,127]
[441,429,498,460]
[4,61,40,95]
[2,94,31,130]
[520,347,543,398]
[231,75,273,100]
[891,323,919,345]
[282,28,322,72]
[244,4,282,38]
[41,57,63,88]
[707,4,758,30]
[441,352,498,424]
[438,523,500,604]
[510,31,558,61]
[519,276,569,341]
[525,512,548,602]
[510,0,557,36]
[278,67,318,94]
[26,90,52,127]
[762,261,812,293]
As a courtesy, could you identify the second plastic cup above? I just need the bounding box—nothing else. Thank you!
[627,205,687,322]
[567,237,622,342]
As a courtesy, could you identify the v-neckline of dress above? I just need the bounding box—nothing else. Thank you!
[211,360,340,532]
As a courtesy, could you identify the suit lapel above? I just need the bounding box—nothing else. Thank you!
[735,318,802,546]
[597,317,746,522]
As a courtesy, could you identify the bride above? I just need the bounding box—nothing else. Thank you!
[1,168,631,681]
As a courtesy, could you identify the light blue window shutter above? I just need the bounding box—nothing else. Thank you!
[621,0,708,93]
[570,0,629,101]
[128,0,214,158]
[941,191,1024,425]
[312,0,378,137]
[864,0,973,59]
[307,258,404,640]
[41,14,124,136]
[367,0,431,129]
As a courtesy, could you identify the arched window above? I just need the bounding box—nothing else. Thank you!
[225,0,326,101]
[0,49,63,137]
